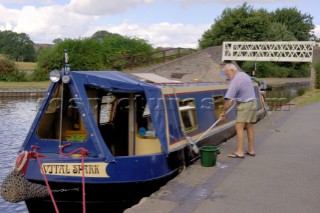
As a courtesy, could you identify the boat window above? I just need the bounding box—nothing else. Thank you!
[212,95,224,119]
[36,84,87,142]
[99,94,117,124]
[178,98,198,132]
[137,104,156,138]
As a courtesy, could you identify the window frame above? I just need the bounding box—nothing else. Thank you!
[177,98,198,133]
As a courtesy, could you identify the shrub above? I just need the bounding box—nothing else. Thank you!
[31,68,49,81]
[0,57,26,81]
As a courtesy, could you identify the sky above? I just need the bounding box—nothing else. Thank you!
[0,0,319,48]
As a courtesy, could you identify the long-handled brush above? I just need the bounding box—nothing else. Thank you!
[186,103,236,153]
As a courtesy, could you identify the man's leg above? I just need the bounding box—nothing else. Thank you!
[246,122,255,154]
[235,122,246,156]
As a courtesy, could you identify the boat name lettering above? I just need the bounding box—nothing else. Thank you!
[41,162,109,178]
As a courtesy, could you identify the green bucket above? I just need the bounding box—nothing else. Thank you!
[200,146,219,167]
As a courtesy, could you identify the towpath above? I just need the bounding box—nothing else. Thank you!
[125,100,320,213]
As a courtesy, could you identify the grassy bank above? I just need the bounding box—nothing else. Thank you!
[291,89,320,107]
[0,81,50,90]
[16,62,37,71]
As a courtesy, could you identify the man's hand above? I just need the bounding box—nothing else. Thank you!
[219,111,226,121]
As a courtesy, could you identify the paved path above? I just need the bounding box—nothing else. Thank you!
[126,101,320,213]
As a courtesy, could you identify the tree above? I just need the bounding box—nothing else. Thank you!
[35,38,105,80]
[54,38,105,71]
[198,3,271,48]
[265,22,297,41]
[271,7,315,41]
[91,30,119,43]
[102,34,153,69]
[53,38,63,44]
[0,30,36,62]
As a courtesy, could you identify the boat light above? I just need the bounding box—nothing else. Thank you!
[49,69,61,82]
[62,75,70,84]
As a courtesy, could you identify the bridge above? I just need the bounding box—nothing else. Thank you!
[222,41,319,62]
[222,41,320,89]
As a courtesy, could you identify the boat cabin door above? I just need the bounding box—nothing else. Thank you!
[128,93,136,156]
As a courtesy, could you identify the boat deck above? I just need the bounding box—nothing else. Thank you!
[125,101,320,213]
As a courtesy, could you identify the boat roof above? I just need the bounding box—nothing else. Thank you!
[73,71,226,89]
[130,73,181,83]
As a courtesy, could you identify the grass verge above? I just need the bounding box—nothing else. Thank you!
[0,81,50,90]
[291,89,320,107]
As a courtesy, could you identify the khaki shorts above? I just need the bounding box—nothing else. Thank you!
[236,100,257,123]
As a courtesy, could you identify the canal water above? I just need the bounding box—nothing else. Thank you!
[0,84,309,212]
[264,84,309,110]
[0,97,38,213]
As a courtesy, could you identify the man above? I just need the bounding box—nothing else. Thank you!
[219,63,257,158]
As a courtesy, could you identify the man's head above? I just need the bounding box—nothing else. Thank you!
[222,63,237,80]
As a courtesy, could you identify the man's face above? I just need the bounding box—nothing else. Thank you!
[223,68,234,80]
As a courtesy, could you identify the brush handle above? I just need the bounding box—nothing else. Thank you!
[195,103,235,143]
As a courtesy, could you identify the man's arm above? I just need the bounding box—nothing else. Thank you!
[219,99,234,120]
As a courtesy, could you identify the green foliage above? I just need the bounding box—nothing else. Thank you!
[35,38,105,79]
[91,30,120,43]
[198,3,271,48]
[315,62,320,89]
[66,134,86,142]
[102,34,153,70]
[270,7,315,41]
[32,46,59,81]
[242,61,288,78]
[0,57,26,81]
[265,22,297,41]
[53,38,63,44]
[0,30,36,62]
[242,61,311,78]
[34,33,154,76]
[54,39,105,71]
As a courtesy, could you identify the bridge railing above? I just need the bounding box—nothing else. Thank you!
[222,41,317,62]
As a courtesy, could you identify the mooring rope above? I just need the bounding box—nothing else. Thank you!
[32,145,60,213]
[60,143,88,213]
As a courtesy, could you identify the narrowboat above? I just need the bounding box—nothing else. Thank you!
[1,66,266,212]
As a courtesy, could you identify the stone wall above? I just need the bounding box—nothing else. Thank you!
[311,46,320,89]
[129,46,226,82]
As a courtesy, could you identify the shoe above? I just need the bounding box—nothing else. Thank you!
[245,151,256,157]
[228,153,245,158]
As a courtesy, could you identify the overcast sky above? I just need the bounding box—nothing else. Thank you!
[0,0,319,48]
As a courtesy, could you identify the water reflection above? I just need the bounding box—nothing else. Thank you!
[265,84,309,110]
[0,97,38,213]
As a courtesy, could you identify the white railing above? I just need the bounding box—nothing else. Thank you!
[222,41,317,62]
